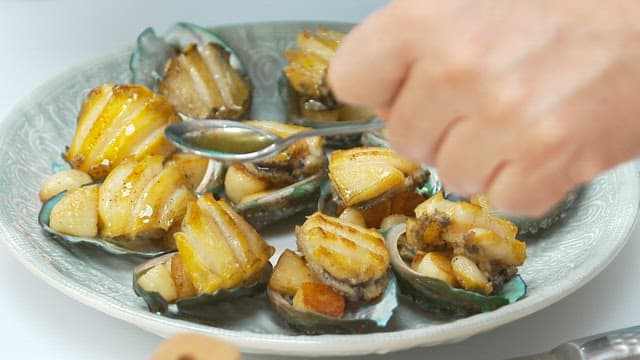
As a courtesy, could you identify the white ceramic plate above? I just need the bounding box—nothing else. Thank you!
[0,21,638,357]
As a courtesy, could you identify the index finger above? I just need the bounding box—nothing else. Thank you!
[328,2,419,109]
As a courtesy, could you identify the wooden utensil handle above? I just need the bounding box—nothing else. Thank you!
[151,333,241,360]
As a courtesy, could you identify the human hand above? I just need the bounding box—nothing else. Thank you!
[329,0,640,216]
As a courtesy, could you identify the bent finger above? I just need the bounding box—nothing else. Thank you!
[436,118,521,195]
[486,157,574,218]
[384,59,479,165]
[328,2,419,108]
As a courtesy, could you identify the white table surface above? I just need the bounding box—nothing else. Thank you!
[1,1,638,359]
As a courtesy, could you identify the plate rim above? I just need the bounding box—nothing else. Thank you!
[1,20,638,357]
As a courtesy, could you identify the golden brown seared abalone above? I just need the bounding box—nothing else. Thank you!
[295,212,390,302]
[325,146,427,228]
[158,43,251,120]
[99,155,196,242]
[174,193,275,295]
[269,249,346,318]
[223,121,326,205]
[134,194,275,308]
[284,28,375,124]
[404,193,527,295]
[284,28,343,101]
[42,155,196,256]
[328,147,423,207]
[267,238,399,334]
[65,83,180,180]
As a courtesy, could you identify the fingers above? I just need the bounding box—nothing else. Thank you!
[454,109,574,216]
[484,113,600,217]
[486,142,578,217]
[330,0,640,218]
[384,60,480,164]
[423,106,581,216]
[328,2,419,109]
[435,118,520,195]
[483,117,577,217]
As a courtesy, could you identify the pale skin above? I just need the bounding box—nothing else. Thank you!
[329,0,640,217]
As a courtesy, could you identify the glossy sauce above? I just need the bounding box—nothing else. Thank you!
[182,128,276,154]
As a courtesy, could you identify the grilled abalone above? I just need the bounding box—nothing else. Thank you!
[175,193,275,294]
[158,42,251,120]
[295,212,391,302]
[228,121,325,192]
[281,28,375,147]
[222,120,327,228]
[267,249,398,334]
[284,28,342,102]
[386,193,528,317]
[134,193,275,313]
[267,212,399,335]
[267,212,398,334]
[361,132,443,199]
[39,155,196,256]
[64,83,180,180]
[323,146,428,228]
[130,22,251,120]
[283,28,374,124]
[166,152,224,194]
[405,192,526,293]
[100,155,196,242]
[329,147,425,208]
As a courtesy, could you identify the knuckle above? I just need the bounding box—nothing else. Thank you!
[430,64,474,84]
[528,115,574,160]
[487,168,571,218]
[386,121,431,164]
